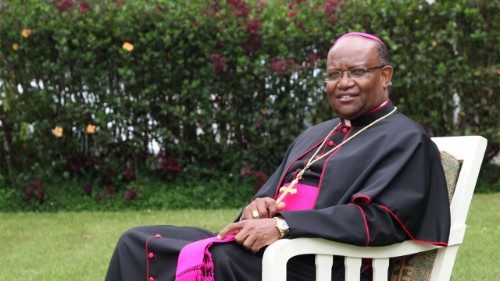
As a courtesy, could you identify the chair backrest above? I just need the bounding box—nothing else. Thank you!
[262,136,487,281]
[426,136,487,280]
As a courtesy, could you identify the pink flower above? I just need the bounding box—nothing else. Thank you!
[210,53,228,74]
[78,2,90,14]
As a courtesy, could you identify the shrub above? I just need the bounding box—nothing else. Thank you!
[0,0,497,210]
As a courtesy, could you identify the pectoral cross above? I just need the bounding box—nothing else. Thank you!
[276,178,299,204]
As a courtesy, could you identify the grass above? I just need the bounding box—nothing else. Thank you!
[0,194,498,281]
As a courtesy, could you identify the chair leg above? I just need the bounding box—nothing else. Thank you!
[315,254,333,281]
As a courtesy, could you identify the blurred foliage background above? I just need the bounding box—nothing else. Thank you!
[0,0,498,210]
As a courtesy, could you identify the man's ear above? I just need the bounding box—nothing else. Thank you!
[381,65,393,89]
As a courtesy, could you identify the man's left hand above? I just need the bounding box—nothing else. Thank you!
[217,218,280,253]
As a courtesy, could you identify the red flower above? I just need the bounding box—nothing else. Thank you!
[104,185,115,198]
[210,53,228,74]
[323,0,340,23]
[244,20,262,54]
[323,0,339,14]
[54,0,74,12]
[84,182,93,196]
[84,155,98,169]
[122,167,136,181]
[25,180,45,203]
[78,2,90,14]
[245,34,262,55]
[245,20,261,35]
[124,188,139,201]
[227,0,249,18]
[100,170,115,186]
[269,59,297,76]
[66,155,82,173]
[113,0,124,6]
[253,170,268,192]
[155,4,164,12]
[305,52,320,67]
[240,165,253,176]
[157,154,182,175]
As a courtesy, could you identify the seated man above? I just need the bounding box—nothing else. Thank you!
[105,32,450,281]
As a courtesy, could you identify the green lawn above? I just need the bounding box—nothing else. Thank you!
[0,193,498,281]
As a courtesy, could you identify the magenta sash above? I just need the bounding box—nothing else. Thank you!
[278,183,319,211]
[175,235,235,281]
[175,183,318,281]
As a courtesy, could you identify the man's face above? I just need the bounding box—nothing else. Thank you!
[325,37,392,120]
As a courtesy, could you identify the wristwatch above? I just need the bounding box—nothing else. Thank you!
[274,216,289,239]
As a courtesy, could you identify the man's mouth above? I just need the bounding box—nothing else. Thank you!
[336,93,359,101]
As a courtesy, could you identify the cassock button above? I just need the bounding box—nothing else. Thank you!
[342,127,348,133]
[148,276,156,281]
[328,140,334,146]
[148,252,155,259]
[154,234,161,238]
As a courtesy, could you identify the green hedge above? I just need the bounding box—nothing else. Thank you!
[0,0,498,209]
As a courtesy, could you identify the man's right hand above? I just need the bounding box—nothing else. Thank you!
[240,197,285,220]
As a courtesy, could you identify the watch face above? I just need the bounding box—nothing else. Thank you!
[278,219,289,230]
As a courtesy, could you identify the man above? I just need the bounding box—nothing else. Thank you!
[106,32,450,281]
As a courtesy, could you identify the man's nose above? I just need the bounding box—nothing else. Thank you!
[336,72,355,89]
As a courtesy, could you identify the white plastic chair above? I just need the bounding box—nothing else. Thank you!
[262,136,487,281]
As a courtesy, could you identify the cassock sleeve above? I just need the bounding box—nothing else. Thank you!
[278,133,449,246]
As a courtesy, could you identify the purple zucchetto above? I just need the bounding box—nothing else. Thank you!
[332,32,386,47]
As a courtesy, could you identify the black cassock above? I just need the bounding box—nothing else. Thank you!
[105,101,450,281]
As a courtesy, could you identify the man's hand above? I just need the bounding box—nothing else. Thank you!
[240,197,285,220]
[218,218,280,253]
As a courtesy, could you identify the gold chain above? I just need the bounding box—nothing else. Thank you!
[276,107,398,204]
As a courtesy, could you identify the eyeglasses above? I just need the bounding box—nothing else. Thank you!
[324,65,386,83]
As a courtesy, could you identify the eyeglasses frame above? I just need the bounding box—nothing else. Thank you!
[324,65,387,83]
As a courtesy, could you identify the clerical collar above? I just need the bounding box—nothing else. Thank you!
[340,100,396,127]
